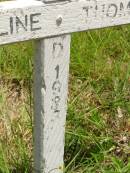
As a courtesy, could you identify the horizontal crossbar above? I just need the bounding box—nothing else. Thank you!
[0,0,130,45]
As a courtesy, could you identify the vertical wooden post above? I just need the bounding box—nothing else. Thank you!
[34,34,71,173]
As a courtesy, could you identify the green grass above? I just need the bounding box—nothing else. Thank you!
[0,25,130,172]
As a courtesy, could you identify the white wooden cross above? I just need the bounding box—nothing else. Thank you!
[0,0,130,172]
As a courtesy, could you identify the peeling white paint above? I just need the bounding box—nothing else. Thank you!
[34,35,70,173]
[0,0,130,45]
[1,0,130,173]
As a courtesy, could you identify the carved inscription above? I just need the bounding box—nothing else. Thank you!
[53,43,63,59]
[83,1,130,21]
[1,0,130,40]
[0,13,41,37]
[51,65,62,114]
[51,42,63,116]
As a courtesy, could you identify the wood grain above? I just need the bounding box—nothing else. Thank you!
[34,35,71,173]
[0,0,130,45]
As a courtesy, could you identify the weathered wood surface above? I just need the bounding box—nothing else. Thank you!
[34,35,71,173]
[0,0,130,45]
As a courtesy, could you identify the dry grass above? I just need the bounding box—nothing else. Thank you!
[0,79,33,172]
[1,25,130,172]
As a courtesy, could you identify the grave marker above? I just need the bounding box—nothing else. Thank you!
[0,0,130,172]
[34,35,70,173]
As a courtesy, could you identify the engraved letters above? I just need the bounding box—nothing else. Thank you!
[83,1,130,21]
[107,4,118,17]
[1,1,130,40]
[0,13,42,37]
